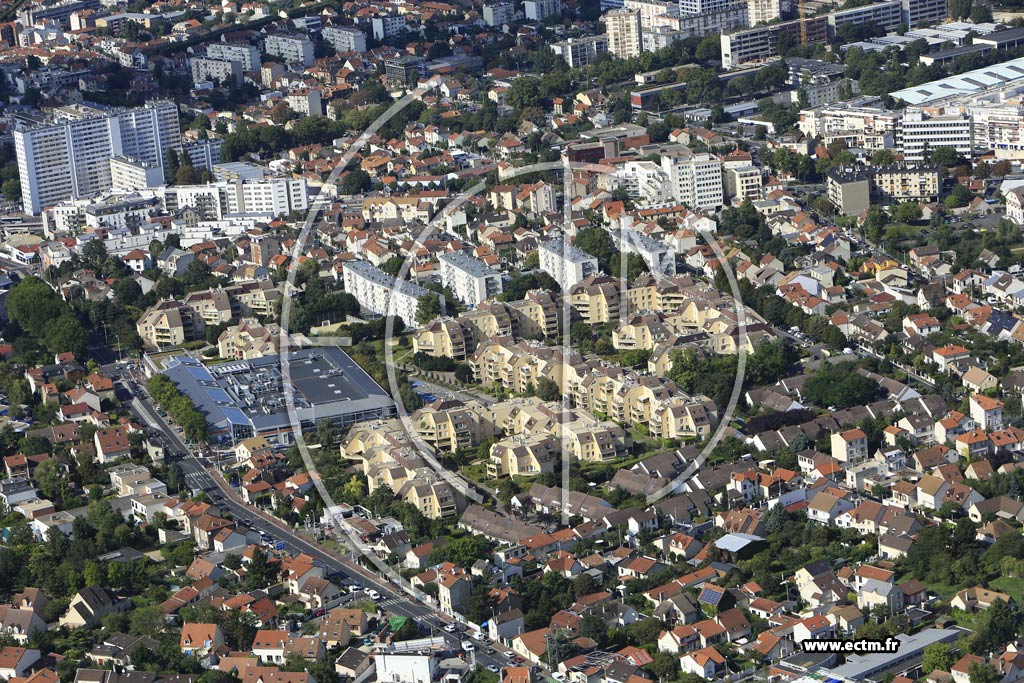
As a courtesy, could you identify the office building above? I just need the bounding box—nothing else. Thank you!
[539,238,600,291]
[898,107,973,162]
[190,57,243,86]
[321,25,367,53]
[163,349,397,445]
[660,147,724,211]
[343,259,430,328]
[384,55,427,89]
[902,0,947,26]
[14,100,179,214]
[263,34,314,67]
[205,42,261,71]
[828,0,902,37]
[552,35,609,67]
[721,16,828,69]
[438,252,503,307]
[605,8,643,58]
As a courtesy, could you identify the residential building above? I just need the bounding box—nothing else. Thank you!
[321,25,366,53]
[14,100,180,214]
[342,260,429,328]
[538,239,599,291]
[605,8,643,59]
[263,34,314,67]
[438,252,503,307]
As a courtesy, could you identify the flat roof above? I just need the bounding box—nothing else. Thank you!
[164,347,396,439]
[825,628,964,681]
[891,55,1024,105]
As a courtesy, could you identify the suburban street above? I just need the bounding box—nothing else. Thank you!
[105,360,515,674]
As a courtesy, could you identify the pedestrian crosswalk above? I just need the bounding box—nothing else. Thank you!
[377,598,403,608]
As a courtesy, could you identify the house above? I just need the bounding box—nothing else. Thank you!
[681,646,725,678]
[0,647,40,680]
[792,615,833,643]
[180,623,224,657]
[489,608,525,645]
[968,496,1024,523]
[951,586,1014,612]
[94,427,134,463]
[932,345,970,372]
[969,394,1005,432]
[59,586,129,629]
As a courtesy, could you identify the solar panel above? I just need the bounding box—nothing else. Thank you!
[699,587,721,604]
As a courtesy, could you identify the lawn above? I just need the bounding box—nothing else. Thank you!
[990,576,1024,603]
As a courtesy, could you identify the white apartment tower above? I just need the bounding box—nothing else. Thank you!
[206,42,261,71]
[263,34,315,67]
[538,238,599,291]
[605,8,643,58]
[321,25,367,53]
[679,0,737,16]
[15,100,180,214]
[438,252,503,307]
[660,148,724,211]
[342,259,429,328]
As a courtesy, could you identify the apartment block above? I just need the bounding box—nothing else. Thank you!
[539,239,600,291]
[438,251,503,307]
[721,16,828,69]
[14,100,180,214]
[605,8,643,58]
[205,42,261,71]
[660,147,724,211]
[321,25,367,53]
[190,57,242,86]
[828,0,902,37]
[343,259,429,328]
[552,35,609,67]
[483,1,516,25]
[263,34,314,67]
[525,0,562,20]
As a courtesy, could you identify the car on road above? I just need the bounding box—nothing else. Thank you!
[484,647,495,655]
[366,589,382,601]
[443,623,457,633]
[486,665,499,673]
[462,641,475,652]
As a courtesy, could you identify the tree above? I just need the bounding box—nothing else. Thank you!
[573,227,617,274]
[507,78,540,111]
[175,164,198,185]
[2,178,20,202]
[922,643,955,674]
[340,169,372,195]
[696,34,721,62]
[969,663,1001,683]
[536,377,561,402]
[892,202,923,223]
[416,293,443,325]
[930,146,959,167]
[945,183,973,209]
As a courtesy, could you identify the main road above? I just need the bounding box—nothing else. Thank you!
[108,361,513,672]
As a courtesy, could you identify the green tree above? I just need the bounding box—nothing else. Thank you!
[892,202,923,223]
[922,643,955,673]
[2,178,20,202]
[969,663,1001,683]
[416,293,443,325]
[340,169,372,195]
[536,376,561,402]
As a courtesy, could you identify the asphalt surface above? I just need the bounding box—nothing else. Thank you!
[106,360,515,673]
